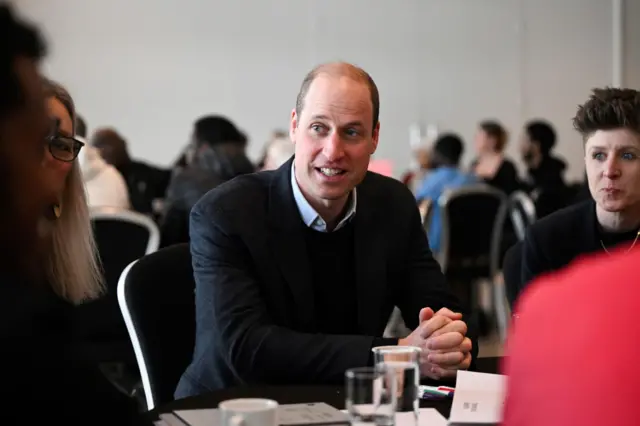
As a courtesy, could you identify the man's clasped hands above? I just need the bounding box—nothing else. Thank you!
[398,307,472,379]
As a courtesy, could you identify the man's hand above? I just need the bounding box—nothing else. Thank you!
[398,307,472,380]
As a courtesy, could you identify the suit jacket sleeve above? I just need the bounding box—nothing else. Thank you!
[521,226,546,288]
[190,203,382,384]
[394,198,479,361]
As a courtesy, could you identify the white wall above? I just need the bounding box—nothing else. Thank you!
[624,0,640,90]
[14,0,624,180]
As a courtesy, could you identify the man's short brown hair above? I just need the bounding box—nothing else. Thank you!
[295,62,380,132]
[573,87,640,141]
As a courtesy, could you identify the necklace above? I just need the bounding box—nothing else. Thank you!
[600,230,640,255]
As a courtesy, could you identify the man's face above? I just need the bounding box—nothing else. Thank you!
[0,57,55,273]
[290,74,379,210]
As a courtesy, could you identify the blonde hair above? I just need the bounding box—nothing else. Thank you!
[44,79,104,304]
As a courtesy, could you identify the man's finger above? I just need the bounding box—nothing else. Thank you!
[419,307,434,323]
[428,352,472,378]
[459,337,472,354]
[427,350,465,366]
[430,320,468,338]
[427,365,458,380]
[427,331,464,350]
[434,308,463,320]
[418,315,451,338]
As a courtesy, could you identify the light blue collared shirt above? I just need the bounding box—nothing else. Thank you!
[290,163,357,232]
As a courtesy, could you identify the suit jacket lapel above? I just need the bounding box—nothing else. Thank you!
[267,158,315,329]
[353,179,388,335]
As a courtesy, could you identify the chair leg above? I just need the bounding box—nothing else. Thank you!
[492,273,511,343]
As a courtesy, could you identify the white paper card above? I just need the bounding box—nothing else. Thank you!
[448,371,506,424]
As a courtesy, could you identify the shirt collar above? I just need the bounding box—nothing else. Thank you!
[290,163,357,232]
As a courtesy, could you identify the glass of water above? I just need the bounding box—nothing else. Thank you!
[371,346,421,424]
[345,366,397,426]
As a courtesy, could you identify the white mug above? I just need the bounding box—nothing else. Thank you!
[219,398,278,426]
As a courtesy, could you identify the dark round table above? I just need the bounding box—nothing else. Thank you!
[149,357,500,420]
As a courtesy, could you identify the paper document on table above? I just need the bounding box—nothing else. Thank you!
[448,370,506,425]
[340,408,446,426]
[411,408,447,426]
[175,403,349,426]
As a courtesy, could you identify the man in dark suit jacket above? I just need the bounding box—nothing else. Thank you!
[176,62,475,397]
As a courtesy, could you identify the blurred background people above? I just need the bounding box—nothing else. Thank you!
[261,136,294,170]
[76,114,130,209]
[401,141,432,193]
[520,119,570,217]
[91,127,171,216]
[416,133,477,254]
[160,115,254,247]
[471,120,519,194]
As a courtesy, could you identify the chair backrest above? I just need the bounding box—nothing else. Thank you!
[509,191,536,240]
[117,243,195,411]
[91,207,160,291]
[438,184,507,274]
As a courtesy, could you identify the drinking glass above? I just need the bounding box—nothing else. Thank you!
[371,346,421,424]
[345,366,397,426]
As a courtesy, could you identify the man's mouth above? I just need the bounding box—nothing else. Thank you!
[316,167,346,177]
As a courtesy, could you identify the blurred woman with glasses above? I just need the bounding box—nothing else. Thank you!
[41,78,103,303]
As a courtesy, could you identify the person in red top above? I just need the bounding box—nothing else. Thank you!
[502,248,640,425]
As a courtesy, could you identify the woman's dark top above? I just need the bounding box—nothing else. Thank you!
[472,158,520,195]
[521,200,640,289]
[0,277,145,424]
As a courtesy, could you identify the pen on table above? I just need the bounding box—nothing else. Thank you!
[420,386,454,398]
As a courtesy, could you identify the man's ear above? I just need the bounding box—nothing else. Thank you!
[289,109,298,145]
[371,121,380,155]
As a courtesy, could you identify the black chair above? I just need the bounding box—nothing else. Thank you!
[117,243,196,410]
[503,241,523,309]
[438,185,507,317]
[508,191,536,241]
[92,207,160,293]
[75,208,160,359]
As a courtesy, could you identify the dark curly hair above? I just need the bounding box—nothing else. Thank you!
[573,87,640,141]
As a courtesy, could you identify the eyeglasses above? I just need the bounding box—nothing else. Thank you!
[48,134,84,162]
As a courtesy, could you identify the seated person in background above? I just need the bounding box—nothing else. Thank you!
[91,127,171,215]
[401,142,432,193]
[0,6,142,424]
[257,129,288,169]
[471,120,520,194]
[261,136,295,171]
[503,247,640,426]
[521,87,640,288]
[520,119,567,192]
[415,133,477,253]
[520,119,569,217]
[75,114,130,209]
[160,115,255,247]
[176,62,476,397]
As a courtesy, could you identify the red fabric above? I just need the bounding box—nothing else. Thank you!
[502,247,640,426]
